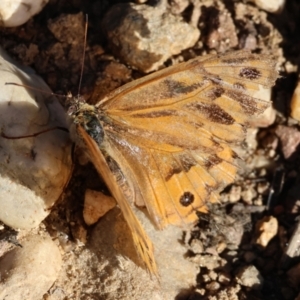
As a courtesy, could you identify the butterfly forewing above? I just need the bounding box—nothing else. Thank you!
[98,51,276,111]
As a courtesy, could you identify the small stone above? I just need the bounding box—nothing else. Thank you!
[0,235,62,300]
[268,148,276,158]
[235,265,264,289]
[83,189,116,226]
[247,152,274,170]
[253,0,285,13]
[242,34,257,50]
[48,13,85,46]
[226,250,238,258]
[254,216,278,247]
[241,187,257,205]
[202,274,211,283]
[228,185,242,203]
[192,254,221,270]
[245,128,259,150]
[208,270,218,281]
[248,90,276,128]
[218,272,231,285]
[291,81,300,122]
[57,232,74,253]
[257,182,270,195]
[275,125,300,159]
[190,238,204,253]
[196,288,206,296]
[216,242,227,254]
[220,217,244,250]
[206,281,220,291]
[208,284,241,300]
[206,6,238,52]
[102,2,199,72]
[253,195,263,206]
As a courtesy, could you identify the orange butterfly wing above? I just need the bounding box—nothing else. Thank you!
[94,51,277,229]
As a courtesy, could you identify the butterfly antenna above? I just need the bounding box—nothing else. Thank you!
[5,82,64,98]
[77,14,88,97]
[1,126,69,139]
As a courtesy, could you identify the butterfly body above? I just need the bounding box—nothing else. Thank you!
[68,51,278,275]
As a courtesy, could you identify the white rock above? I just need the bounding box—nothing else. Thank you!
[0,47,72,229]
[0,235,62,300]
[253,0,285,13]
[0,0,49,27]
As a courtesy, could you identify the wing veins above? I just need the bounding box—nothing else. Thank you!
[149,149,186,225]
[172,151,208,213]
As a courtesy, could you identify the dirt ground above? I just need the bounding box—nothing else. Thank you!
[1,0,300,299]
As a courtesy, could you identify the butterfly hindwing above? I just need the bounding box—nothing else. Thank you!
[104,130,238,228]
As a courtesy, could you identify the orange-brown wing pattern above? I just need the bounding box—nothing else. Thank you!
[105,132,238,228]
[95,51,278,229]
[69,50,278,274]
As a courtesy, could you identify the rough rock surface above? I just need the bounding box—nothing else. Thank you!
[0,235,62,300]
[102,2,200,73]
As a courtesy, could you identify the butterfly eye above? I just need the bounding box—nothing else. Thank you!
[67,105,77,116]
[179,192,195,207]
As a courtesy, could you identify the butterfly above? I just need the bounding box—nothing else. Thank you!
[67,50,278,275]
